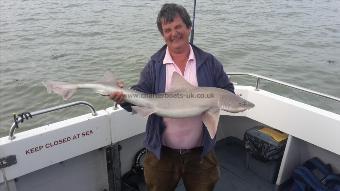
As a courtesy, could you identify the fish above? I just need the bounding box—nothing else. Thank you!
[43,72,255,138]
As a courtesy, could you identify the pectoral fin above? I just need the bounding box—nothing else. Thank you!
[131,106,155,118]
[202,108,220,139]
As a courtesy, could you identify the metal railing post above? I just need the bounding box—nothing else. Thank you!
[256,77,261,91]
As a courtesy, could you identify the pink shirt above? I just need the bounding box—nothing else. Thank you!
[162,45,203,149]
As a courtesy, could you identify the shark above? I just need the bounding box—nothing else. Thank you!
[43,72,255,138]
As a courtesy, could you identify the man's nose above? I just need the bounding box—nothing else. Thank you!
[171,30,180,37]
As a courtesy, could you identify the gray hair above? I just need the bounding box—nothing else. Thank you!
[156,3,192,35]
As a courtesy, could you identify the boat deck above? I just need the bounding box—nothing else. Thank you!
[174,137,276,191]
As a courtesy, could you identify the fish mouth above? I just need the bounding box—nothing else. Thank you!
[247,102,255,109]
[220,101,255,113]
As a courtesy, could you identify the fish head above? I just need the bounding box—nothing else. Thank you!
[219,93,255,113]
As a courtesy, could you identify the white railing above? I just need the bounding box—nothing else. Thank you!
[228,72,340,102]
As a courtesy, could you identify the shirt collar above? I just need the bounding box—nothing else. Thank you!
[163,45,195,65]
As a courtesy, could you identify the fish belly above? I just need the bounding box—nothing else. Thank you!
[155,100,211,118]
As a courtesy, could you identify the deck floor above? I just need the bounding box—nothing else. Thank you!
[175,137,276,191]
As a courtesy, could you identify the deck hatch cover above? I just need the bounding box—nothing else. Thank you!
[0,155,17,169]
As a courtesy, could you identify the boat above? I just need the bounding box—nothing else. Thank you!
[1,73,339,191]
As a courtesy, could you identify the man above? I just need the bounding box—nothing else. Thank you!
[110,3,234,191]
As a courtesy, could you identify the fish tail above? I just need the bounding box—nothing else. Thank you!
[42,81,78,100]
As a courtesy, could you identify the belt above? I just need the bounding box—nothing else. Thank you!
[162,146,203,155]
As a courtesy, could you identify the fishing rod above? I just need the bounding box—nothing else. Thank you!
[190,0,197,44]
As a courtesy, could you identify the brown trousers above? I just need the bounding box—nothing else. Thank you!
[143,147,220,191]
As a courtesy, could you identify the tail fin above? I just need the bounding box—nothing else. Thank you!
[42,81,78,100]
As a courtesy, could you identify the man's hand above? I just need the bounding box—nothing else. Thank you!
[109,80,126,104]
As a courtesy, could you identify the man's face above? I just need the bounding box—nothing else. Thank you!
[161,15,191,53]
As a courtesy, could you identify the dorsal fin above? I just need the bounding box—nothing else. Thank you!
[169,72,196,92]
[99,71,117,85]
